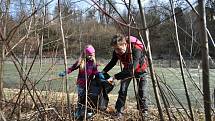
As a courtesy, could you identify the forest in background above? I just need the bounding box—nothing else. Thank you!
[0,0,215,60]
[0,0,214,120]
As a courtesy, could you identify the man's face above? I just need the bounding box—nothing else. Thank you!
[113,42,127,55]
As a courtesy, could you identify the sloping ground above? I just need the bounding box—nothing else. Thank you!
[3,102,208,121]
[0,88,213,121]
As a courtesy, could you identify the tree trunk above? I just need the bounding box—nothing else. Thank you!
[58,0,72,120]
[0,0,10,109]
[137,0,164,120]
[0,40,4,109]
[198,0,211,120]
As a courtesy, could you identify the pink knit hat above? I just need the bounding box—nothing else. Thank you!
[84,45,95,55]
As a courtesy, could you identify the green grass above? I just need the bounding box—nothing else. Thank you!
[3,62,215,108]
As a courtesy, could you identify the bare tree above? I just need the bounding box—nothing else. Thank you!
[137,0,164,120]
[198,0,211,120]
[0,24,4,110]
[0,0,10,109]
[169,0,195,120]
[57,0,72,120]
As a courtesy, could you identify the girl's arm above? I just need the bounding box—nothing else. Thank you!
[93,64,99,75]
[67,60,80,74]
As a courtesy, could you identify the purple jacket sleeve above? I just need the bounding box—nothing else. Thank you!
[67,60,80,74]
[92,64,99,75]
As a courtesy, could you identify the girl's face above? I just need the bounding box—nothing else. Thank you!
[86,53,95,60]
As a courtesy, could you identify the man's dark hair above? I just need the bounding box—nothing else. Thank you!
[110,34,126,46]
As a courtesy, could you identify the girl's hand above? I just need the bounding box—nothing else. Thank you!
[97,72,105,80]
[58,71,66,77]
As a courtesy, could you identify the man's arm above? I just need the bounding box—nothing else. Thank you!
[114,70,131,80]
[132,48,142,69]
[103,51,118,73]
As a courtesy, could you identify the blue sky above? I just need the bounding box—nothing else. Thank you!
[8,0,197,18]
[48,0,197,13]
[48,0,152,13]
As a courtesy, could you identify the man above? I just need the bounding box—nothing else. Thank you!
[102,34,148,118]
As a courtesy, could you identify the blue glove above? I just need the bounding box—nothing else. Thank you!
[58,71,66,77]
[97,72,105,81]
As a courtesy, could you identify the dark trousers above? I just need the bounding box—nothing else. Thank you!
[115,75,148,113]
[77,85,98,112]
[77,85,85,112]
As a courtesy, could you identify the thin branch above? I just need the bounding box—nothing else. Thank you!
[57,0,72,120]
[169,0,194,120]
[5,0,54,43]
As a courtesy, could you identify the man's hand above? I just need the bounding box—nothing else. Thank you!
[107,76,116,85]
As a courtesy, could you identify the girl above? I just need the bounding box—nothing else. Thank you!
[59,45,98,119]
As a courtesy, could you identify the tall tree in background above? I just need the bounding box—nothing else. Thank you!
[0,0,10,109]
[205,0,215,57]
[198,0,211,120]
[98,0,106,24]
[86,8,97,21]
[174,7,188,56]
[98,0,116,25]
[0,23,4,110]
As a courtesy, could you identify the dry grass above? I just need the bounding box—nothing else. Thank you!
[0,88,211,121]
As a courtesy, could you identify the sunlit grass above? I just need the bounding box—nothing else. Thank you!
[3,62,215,108]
